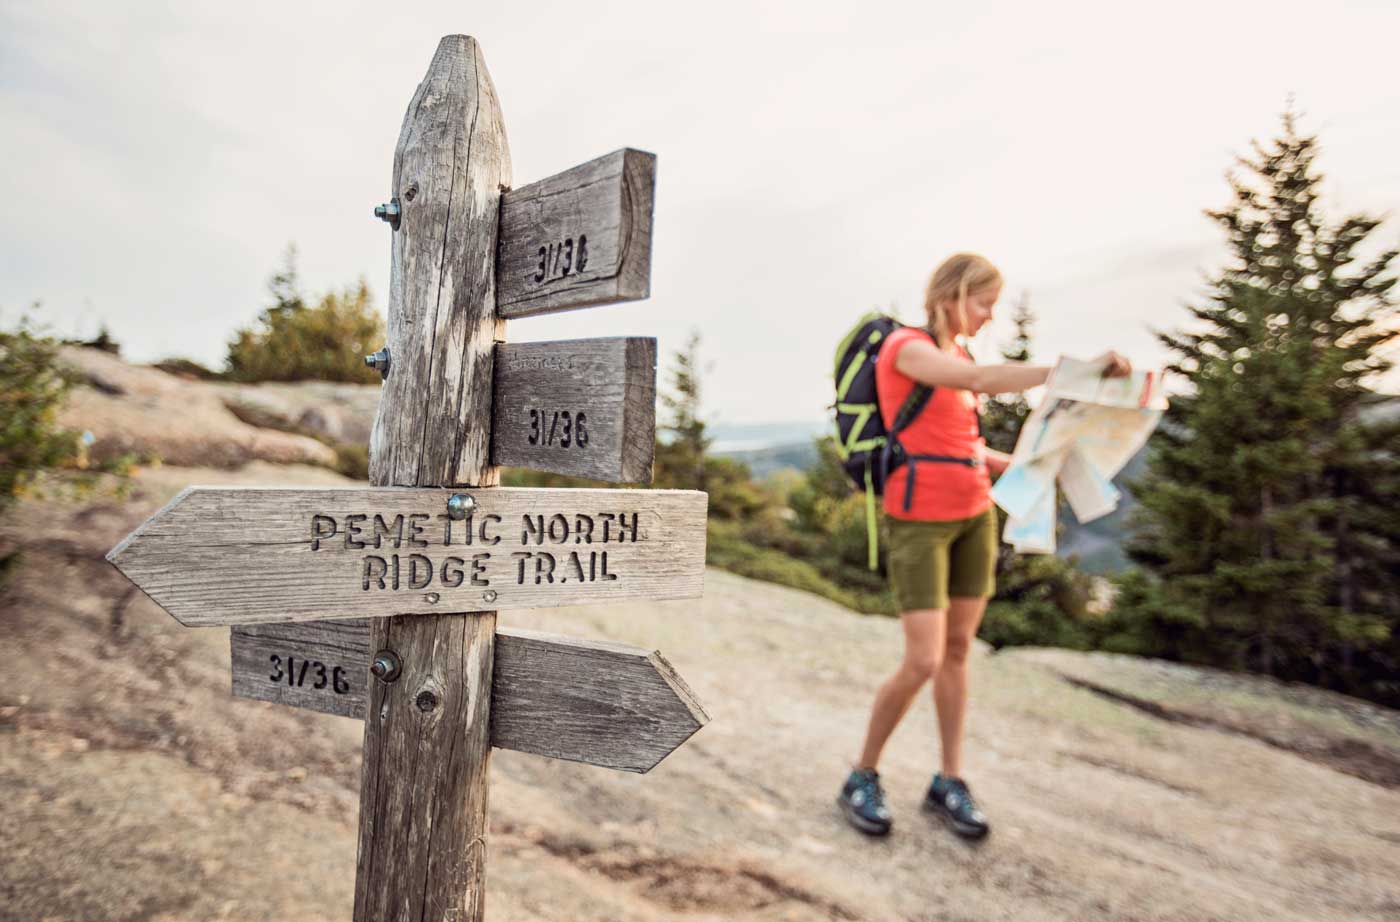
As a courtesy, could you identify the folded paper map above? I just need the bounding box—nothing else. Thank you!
[990,356,1167,554]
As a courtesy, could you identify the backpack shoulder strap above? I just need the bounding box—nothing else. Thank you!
[888,328,938,437]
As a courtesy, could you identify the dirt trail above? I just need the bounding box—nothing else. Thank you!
[3,463,1399,922]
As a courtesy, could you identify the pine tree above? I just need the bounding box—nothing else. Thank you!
[1123,112,1399,699]
[981,291,1035,454]
[654,331,711,491]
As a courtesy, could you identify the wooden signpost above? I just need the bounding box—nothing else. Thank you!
[230,620,705,773]
[110,486,705,624]
[107,34,708,922]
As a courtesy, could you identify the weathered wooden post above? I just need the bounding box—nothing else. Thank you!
[354,35,507,921]
[108,34,707,922]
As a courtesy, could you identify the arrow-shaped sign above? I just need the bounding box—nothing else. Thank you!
[231,620,706,772]
[108,486,707,626]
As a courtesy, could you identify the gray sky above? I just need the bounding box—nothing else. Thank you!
[3,1,1398,426]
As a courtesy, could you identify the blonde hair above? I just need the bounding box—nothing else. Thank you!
[923,253,1003,347]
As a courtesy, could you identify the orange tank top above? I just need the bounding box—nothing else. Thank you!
[875,328,991,521]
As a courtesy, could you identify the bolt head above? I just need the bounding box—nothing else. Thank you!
[447,493,476,521]
[483,589,498,604]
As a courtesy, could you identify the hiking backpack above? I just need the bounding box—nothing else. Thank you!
[832,313,934,569]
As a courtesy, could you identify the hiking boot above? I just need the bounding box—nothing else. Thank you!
[924,774,989,839]
[837,768,892,836]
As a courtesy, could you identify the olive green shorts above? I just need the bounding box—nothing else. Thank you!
[886,506,998,611]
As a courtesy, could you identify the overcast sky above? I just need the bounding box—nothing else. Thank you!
[3,1,1398,426]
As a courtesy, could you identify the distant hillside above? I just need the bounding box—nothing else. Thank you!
[713,439,820,480]
[709,420,827,481]
[707,420,828,454]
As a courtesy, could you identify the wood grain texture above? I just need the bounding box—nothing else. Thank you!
[233,619,371,718]
[495,149,655,319]
[356,35,504,922]
[230,622,710,772]
[354,609,496,922]
[367,33,511,488]
[491,337,656,483]
[106,485,708,626]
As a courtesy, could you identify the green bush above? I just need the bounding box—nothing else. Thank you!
[0,318,81,511]
[0,315,134,517]
[226,249,384,384]
[1095,568,1211,660]
[706,519,892,614]
[981,600,1093,650]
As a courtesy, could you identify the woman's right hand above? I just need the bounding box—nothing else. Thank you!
[1094,350,1132,378]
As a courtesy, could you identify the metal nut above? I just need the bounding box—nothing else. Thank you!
[373,198,401,229]
[482,589,498,604]
[364,347,390,379]
[370,650,402,683]
[446,493,476,521]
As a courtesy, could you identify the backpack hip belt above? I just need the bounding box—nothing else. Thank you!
[899,453,982,513]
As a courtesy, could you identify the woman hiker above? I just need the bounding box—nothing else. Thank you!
[836,253,1131,839]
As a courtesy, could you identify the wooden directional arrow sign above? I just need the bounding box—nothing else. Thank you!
[108,486,707,626]
[231,620,707,772]
[496,148,654,319]
[492,337,656,483]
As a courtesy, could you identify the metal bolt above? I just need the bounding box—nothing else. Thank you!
[446,493,476,521]
[373,198,401,229]
[364,347,390,379]
[482,589,497,604]
[415,691,438,713]
[370,650,402,683]
[425,591,440,604]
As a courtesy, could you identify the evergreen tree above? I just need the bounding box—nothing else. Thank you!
[654,330,711,491]
[1122,112,1399,700]
[981,291,1035,454]
[652,331,766,519]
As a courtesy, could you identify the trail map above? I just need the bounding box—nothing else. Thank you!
[990,356,1168,554]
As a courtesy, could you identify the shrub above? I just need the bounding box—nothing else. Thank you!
[706,519,892,614]
[1096,568,1211,661]
[0,315,134,517]
[0,318,81,511]
[226,249,384,384]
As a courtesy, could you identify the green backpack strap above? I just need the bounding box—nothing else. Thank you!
[864,463,878,571]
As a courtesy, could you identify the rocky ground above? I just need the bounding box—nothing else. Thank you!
[3,353,1399,921]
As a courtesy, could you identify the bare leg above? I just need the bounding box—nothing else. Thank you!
[933,595,988,778]
[857,609,946,769]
